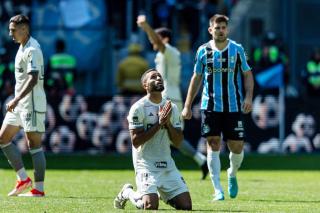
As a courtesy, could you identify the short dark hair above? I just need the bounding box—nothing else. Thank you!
[141,68,157,86]
[155,27,172,41]
[209,14,229,26]
[10,14,30,26]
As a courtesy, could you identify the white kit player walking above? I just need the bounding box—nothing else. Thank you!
[114,68,192,210]
[0,14,46,197]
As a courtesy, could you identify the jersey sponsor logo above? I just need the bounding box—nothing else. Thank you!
[148,112,154,116]
[217,58,226,62]
[154,161,167,168]
[213,68,234,73]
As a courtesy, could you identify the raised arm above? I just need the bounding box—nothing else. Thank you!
[137,15,165,53]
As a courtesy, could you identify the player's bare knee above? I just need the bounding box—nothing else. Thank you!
[175,202,192,210]
[228,141,244,153]
[144,200,158,210]
[207,139,220,151]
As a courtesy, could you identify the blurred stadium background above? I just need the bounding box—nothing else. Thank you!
[0,0,320,156]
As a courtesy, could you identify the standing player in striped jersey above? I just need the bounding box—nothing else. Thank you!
[182,14,254,201]
[137,15,209,180]
[0,15,46,197]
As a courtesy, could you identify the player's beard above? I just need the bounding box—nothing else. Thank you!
[151,83,164,92]
[215,34,227,43]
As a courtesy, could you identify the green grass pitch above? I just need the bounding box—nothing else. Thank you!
[0,154,319,212]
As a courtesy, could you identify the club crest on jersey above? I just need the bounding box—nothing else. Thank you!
[202,124,210,134]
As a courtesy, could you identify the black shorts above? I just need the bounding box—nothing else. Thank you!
[200,111,245,141]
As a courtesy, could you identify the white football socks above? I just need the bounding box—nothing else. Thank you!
[207,150,223,194]
[228,151,244,177]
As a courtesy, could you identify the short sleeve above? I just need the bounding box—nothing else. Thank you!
[170,103,182,129]
[238,46,251,72]
[26,48,41,73]
[193,47,205,75]
[127,104,144,129]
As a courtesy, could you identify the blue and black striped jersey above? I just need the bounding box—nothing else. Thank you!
[194,39,251,112]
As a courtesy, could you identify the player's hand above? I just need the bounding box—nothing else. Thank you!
[242,97,252,114]
[181,106,192,120]
[159,101,172,126]
[6,98,19,112]
[137,15,147,28]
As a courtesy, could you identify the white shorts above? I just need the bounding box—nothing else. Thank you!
[3,110,46,133]
[135,168,189,203]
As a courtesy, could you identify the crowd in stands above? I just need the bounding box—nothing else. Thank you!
[0,0,319,154]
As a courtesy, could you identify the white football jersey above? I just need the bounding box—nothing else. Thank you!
[155,44,182,103]
[15,37,46,112]
[127,96,182,171]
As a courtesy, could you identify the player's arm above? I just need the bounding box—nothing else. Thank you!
[165,122,183,148]
[242,70,254,114]
[160,101,183,147]
[137,15,165,53]
[239,45,254,114]
[181,73,203,119]
[6,72,38,112]
[129,123,162,149]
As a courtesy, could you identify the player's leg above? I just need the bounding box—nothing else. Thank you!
[207,136,224,200]
[19,112,46,197]
[158,168,191,210]
[225,113,245,199]
[18,131,46,197]
[141,194,159,210]
[0,112,31,196]
[114,170,159,209]
[167,192,192,210]
[202,111,224,200]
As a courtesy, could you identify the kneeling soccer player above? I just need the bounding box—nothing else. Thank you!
[114,68,192,210]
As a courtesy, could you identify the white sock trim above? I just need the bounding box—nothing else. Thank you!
[193,152,206,166]
[29,147,43,155]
